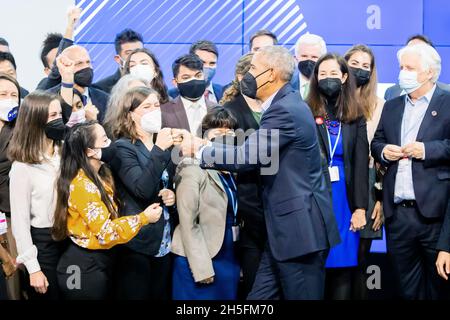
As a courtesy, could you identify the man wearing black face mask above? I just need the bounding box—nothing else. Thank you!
[161,54,218,137]
[291,33,327,99]
[47,45,108,122]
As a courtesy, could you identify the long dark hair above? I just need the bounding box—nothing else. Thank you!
[344,44,378,120]
[52,121,118,241]
[306,53,360,123]
[123,48,169,104]
[8,91,61,164]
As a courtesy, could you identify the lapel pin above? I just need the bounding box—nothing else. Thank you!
[431,111,437,117]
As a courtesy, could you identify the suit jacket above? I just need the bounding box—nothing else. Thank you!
[171,159,228,282]
[384,81,450,101]
[160,96,217,135]
[92,69,121,94]
[372,86,450,222]
[0,123,14,214]
[316,116,369,212]
[47,84,109,122]
[201,83,341,261]
[168,83,224,102]
[224,94,266,248]
[110,138,176,256]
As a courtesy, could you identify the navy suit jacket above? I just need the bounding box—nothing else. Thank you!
[47,84,109,123]
[201,83,341,261]
[168,83,224,102]
[371,86,450,223]
[92,69,122,94]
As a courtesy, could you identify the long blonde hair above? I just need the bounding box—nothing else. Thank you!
[220,53,253,105]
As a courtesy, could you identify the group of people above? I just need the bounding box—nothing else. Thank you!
[1,7,450,301]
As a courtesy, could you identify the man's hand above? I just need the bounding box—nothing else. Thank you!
[67,6,81,27]
[56,54,75,83]
[158,189,175,207]
[436,251,450,280]
[382,144,404,162]
[84,103,99,121]
[371,201,384,232]
[402,142,425,160]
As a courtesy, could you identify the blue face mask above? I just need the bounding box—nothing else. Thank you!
[203,67,216,85]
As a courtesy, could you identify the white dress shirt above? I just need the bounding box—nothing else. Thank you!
[9,152,60,274]
[180,96,208,137]
[299,74,309,99]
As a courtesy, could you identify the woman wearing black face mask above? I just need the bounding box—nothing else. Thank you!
[306,53,369,300]
[345,45,385,300]
[7,91,66,300]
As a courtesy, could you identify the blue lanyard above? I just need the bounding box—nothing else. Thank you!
[218,173,238,224]
[326,123,341,167]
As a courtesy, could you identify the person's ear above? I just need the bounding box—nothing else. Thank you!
[86,148,96,158]
[172,78,178,88]
[114,55,123,67]
[341,72,348,84]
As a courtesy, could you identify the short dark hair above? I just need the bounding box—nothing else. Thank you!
[0,37,9,48]
[114,28,143,55]
[189,40,219,58]
[201,106,238,135]
[249,29,278,50]
[40,33,63,68]
[172,54,203,78]
[0,52,16,70]
[406,34,433,47]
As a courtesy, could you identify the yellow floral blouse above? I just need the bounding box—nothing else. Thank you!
[67,169,150,249]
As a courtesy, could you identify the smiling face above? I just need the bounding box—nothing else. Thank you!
[347,51,372,72]
[0,78,19,103]
[47,99,62,123]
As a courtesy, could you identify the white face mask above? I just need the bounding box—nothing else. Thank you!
[398,70,427,94]
[0,99,18,122]
[130,64,156,83]
[66,109,86,128]
[140,108,162,134]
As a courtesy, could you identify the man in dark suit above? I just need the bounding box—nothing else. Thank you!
[372,43,450,299]
[47,45,108,122]
[384,34,450,101]
[92,29,144,94]
[168,40,224,103]
[180,46,340,299]
[161,54,217,137]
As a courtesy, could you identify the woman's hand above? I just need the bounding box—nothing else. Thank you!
[350,209,367,232]
[143,203,163,223]
[30,271,49,294]
[199,276,214,284]
[436,251,450,280]
[159,189,175,207]
[371,201,384,231]
[155,128,174,151]
[84,103,99,121]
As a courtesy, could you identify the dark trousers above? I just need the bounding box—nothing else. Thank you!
[0,270,7,300]
[247,244,328,300]
[325,267,355,300]
[239,231,265,297]
[386,204,447,299]
[28,227,64,300]
[57,242,115,300]
[115,246,172,300]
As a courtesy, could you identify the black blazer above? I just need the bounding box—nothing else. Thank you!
[316,116,369,212]
[372,86,450,222]
[110,138,176,256]
[0,123,14,214]
[223,94,266,248]
[92,69,121,94]
[47,84,109,122]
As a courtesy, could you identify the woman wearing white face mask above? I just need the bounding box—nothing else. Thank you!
[123,48,170,104]
[108,86,180,299]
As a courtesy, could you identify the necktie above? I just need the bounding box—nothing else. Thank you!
[303,82,310,99]
[81,94,88,106]
[204,89,210,101]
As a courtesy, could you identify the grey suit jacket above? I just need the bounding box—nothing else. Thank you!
[171,159,229,282]
[160,96,217,137]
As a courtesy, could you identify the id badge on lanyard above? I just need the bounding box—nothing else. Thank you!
[220,174,240,242]
[327,124,341,183]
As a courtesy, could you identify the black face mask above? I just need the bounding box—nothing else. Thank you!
[298,60,315,79]
[318,78,342,98]
[44,118,66,141]
[240,69,271,99]
[177,79,206,101]
[74,67,94,87]
[350,67,371,87]
[100,143,115,164]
